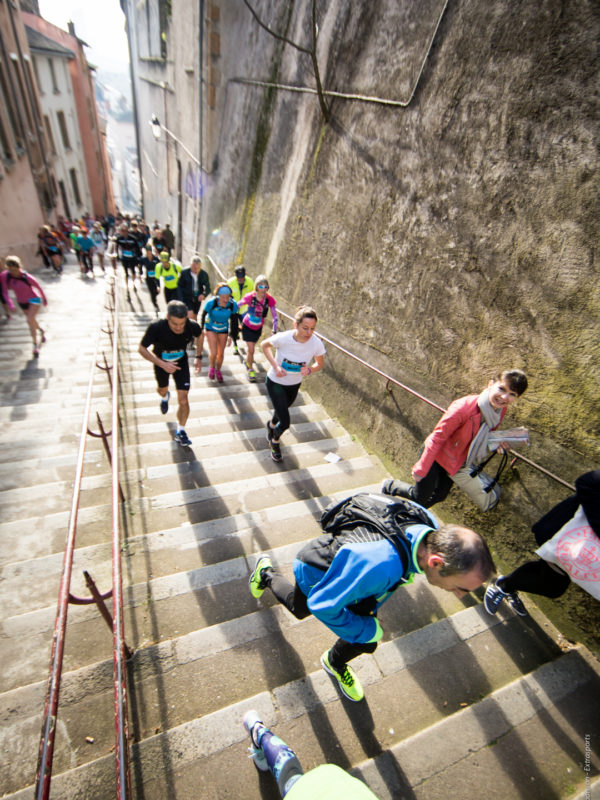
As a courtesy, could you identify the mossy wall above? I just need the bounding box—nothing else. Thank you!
[204,0,599,651]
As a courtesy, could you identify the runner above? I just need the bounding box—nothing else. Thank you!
[76,228,95,275]
[0,255,48,356]
[243,710,380,798]
[249,493,494,702]
[90,221,107,273]
[227,266,254,355]
[261,306,325,462]
[138,299,202,446]
[115,222,142,294]
[155,251,182,303]
[139,244,160,313]
[198,282,239,383]
[239,274,277,382]
[38,225,63,273]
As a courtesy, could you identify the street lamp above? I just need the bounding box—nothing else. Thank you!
[148,115,200,167]
[150,114,162,140]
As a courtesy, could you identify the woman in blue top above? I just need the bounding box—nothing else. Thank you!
[199,282,239,383]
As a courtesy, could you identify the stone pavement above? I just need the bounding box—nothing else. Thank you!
[0,255,598,799]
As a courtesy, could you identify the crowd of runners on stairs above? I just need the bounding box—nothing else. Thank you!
[2,219,597,799]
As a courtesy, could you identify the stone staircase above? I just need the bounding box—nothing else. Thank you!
[1,264,598,799]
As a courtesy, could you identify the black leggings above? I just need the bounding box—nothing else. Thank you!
[265,377,301,439]
[388,460,453,509]
[500,559,571,599]
[267,571,378,668]
[145,277,159,308]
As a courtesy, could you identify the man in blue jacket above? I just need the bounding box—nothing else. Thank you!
[249,493,495,702]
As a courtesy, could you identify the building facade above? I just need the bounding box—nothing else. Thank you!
[0,0,56,262]
[122,0,206,261]
[24,25,93,221]
[22,11,115,219]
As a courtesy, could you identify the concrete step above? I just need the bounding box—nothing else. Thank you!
[0,433,362,519]
[2,270,598,800]
[2,638,597,799]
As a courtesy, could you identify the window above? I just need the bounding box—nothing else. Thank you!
[56,110,71,149]
[0,59,24,150]
[69,167,81,205]
[7,53,34,135]
[48,58,59,92]
[0,114,12,162]
[44,114,56,154]
[32,56,43,94]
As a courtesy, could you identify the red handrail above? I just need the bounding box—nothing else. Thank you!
[34,321,104,799]
[110,277,132,799]
[35,278,131,798]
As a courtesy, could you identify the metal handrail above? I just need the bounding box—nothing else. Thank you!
[205,254,575,492]
[35,279,132,799]
[110,278,132,799]
[34,328,104,800]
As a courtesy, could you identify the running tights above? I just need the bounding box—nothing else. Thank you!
[500,559,571,599]
[265,377,300,439]
[266,571,378,668]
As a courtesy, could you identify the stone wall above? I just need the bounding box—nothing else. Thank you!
[203,0,600,650]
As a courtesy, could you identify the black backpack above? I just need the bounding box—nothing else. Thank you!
[320,492,436,565]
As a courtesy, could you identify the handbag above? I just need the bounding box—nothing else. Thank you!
[535,505,600,600]
[450,452,508,512]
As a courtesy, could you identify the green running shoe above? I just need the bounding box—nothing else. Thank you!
[249,554,273,598]
[320,650,364,702]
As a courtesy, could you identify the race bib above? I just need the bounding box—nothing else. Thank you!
[281,358,303,372]
[161,350,184,362]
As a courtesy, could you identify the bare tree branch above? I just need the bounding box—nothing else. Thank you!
[241,0,311,55]
[241,0,330,122]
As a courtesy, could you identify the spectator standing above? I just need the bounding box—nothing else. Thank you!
[178,256,211,321]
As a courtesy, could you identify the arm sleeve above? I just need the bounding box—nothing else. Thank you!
[412,399,472,478]
[140,323,157,349]
[269,297,278,331]
[0,274,15,310]
[229,304,239,338]
[200,300,211,328]
[306,541,402,644]
[28,274,47,303]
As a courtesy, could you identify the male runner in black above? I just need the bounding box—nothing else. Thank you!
[138,300,202,446]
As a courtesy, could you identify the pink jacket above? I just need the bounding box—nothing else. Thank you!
[413,394,506,478]
[0,271,47,311]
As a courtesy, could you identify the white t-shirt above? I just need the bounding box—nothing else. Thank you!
[266,329,326,386]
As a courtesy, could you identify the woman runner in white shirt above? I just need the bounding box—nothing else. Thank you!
[261,305,325,462]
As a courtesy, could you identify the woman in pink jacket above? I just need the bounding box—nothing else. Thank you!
[0,255,48,356]
[383,369,528,511]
